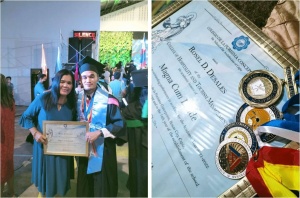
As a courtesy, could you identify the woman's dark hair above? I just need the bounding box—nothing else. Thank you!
[0,74,14,110]
[42,69,77,120]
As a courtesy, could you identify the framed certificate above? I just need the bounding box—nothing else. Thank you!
[151,0,298,197]
[43,121,89,157]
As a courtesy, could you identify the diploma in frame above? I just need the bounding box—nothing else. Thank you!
[43,121,89,157]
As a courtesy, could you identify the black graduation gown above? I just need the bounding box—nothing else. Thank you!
[122,101,148,197]
[77,94,125,197]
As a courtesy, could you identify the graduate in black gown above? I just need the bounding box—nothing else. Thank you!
[75,56,125,197]
[122,69,148,197]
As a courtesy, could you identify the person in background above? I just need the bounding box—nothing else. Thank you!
[75,80,83,95]
[111,67,118,81]
[103,66,111,85]
[122,71,148,197]
[34,73,47,98]
[115,61,123,71]
[109,67,113,82]
[19,69,77,197]
[124,61,137,81]
[5,76,14,97]
[75,56,125,197]
[123,62,137,103]
[1,74,15,197]
[98,74,112,94]
[26,73,48,144]
[109,71,127,107]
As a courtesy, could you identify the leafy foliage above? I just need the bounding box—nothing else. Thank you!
[99,31,133,68]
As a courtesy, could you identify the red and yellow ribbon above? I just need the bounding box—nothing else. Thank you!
[246,146,300,197]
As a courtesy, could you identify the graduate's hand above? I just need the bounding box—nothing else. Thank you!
[35,132,47,145]
[86,131,102,144]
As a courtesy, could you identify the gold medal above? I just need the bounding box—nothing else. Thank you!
[220,122,257,153]
[236,103,281,142]
[236,103,281,128]
[239,70,283,108]
[216,138,252,179]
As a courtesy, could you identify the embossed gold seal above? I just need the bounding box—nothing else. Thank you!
[239,70,283,108]
[216,138,252,179]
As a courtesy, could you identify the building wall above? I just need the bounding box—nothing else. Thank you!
[100,1,148,32]
[1,1,100,105]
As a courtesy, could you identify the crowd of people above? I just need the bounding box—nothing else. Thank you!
[1,56,148,197]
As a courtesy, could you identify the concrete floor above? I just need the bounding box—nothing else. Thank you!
[4,105,130,197]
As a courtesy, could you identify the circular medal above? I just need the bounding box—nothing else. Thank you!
[220,122,257,153]
[216,138,252,179]
[236,103,282,142]
[239,70,283,108]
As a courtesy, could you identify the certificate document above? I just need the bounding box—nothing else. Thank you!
[43,121,88,156]
[152,1,292,197]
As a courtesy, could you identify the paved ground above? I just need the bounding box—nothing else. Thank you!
[3,105,130,197]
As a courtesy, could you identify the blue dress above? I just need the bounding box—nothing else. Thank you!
[34,82,45,97]
[19,94,74,197]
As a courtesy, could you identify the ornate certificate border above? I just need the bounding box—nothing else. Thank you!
[43,121,88,157]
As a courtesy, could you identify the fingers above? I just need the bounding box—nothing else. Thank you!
[86,135,92,143]
[41,136,48,145]
[35,132,47,144]
[86,133,94,144]
[86,130,103,144]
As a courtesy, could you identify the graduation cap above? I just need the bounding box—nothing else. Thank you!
[131,69,148,87]
[77,56,106,74]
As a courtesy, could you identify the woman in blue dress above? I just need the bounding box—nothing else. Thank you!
[19,69,77,197]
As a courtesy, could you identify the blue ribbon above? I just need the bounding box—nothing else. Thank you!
[257,71,300,143]
[86,88,108,174]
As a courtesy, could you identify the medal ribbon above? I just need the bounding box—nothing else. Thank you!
[81,93,98,158]
[255,70,300,146]
[83,94,95,123]
[246,146,300,197]
[256,93,300,144]
[247,71,300,197]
